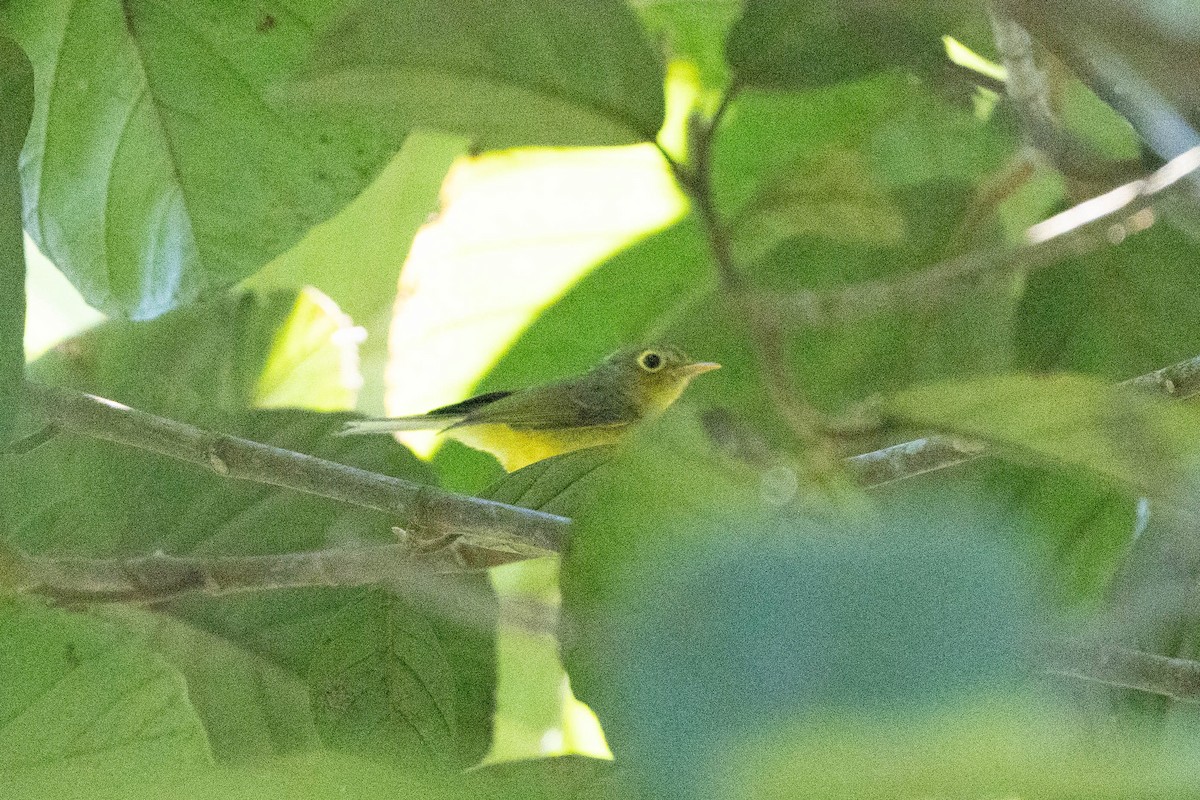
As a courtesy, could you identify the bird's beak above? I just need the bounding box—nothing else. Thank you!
[681,361,721,377]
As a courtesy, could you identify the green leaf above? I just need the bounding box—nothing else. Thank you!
[473,755,640,800]
[3,750,469,800]
[246,129,470,415]
[726,0,979,89]
[308,583,497,768]
[2,0,403,319]
[561,420,1037,798]
[289,0,665,149]
[630,0,742,90]
[0,600,211,783]
[481,446,616,518]
[1016,224,1200,380]
[727,146,907,266]
[0,36,32,443]
[712,76,1014,214]
[882,373,1200,496]
[99,607,320,761]
[13,296,497,769]
[167,752,469,800]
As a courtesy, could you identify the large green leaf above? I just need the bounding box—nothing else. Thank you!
[2,0,401,319]
[0,36,31,445]
[630,0,742,91]
[10,294,497,770]
[99,607,320,762]
[308,583,496,767]
[0,600,211,787]
[289,0,665,149]
[726,0,984,89]
[1016,223,1200,380]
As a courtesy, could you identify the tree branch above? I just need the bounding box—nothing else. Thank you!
[10,542,422,605]
[846,351,1200,487]
[668,84,831,448]
[1047,642,1200,704]
[25,382,569,557]
[17,344,1200,604]
[753,144,1200,329]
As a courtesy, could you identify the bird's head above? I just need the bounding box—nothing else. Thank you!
[602,345,720,417]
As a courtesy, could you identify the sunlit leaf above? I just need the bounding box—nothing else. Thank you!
[246,130,470,414]
[385,145,685,463]
[290,0,665,149]
[2,0,400,319]
[254,287,364,412]
[631,0,742,91]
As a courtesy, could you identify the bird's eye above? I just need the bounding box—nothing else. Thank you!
[639,351,663,371]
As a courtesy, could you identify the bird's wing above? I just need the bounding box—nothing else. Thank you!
[337,390,514,435]
[452,379,633,430]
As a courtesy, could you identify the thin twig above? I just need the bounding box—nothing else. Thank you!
[669,83,830,446]
[846,351,1200,487]
[754,145,1200,329]
[1047,642,1200,704]
[25,382,569,557]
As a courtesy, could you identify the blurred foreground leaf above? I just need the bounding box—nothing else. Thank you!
[561,418,1037,797]
[474,755,637,800]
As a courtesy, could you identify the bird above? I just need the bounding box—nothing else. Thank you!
[338,345,720,471]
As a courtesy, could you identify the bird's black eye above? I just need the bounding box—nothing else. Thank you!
[639,351,663,371]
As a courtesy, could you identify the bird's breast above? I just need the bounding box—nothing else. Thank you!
[446,422,627,472]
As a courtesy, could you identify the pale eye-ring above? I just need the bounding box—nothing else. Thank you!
[639,350,664,371]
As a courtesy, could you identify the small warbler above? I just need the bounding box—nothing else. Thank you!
[339,345,719,471]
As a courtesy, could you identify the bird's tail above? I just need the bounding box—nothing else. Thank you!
[336,415,464,436]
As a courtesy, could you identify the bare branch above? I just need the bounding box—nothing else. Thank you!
[11,542,424,605]
[25,382,569,557]
[668,84,831,448]
[1047,642,1200,704]
[754,145,1200,329]
[847,351,1200,487]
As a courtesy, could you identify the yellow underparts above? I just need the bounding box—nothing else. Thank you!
[446,423,628,472]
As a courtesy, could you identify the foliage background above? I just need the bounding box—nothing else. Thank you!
[3,0,1200,797]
